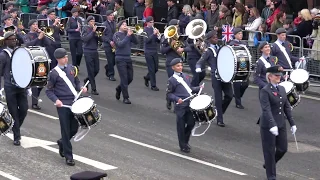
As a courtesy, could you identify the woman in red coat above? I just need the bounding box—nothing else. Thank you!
[143,0,153,24]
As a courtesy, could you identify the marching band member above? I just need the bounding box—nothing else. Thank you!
[23,19,52,110]
[0,15,24,45]
[259,65,297,180]
[66,8,83,68]
[102,10,116,81]
[81,16,100,95]
[0,32,28,146]
[9,8,21,27]
[143,16,160,91]
[46,48,87,166]
[196,30,233,127]
[160,19,186,110]
[166,58,202,153]
[229,28,249,109]
[37,6,48,19]
[113,20,138,104]
[1,2,14,19]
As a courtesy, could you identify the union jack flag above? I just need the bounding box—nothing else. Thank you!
[222,25,234,42]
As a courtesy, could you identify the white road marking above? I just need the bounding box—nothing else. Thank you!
[0,170,22,180]
[109,134,247,176]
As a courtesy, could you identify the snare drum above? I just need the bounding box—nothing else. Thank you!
[11,46,50,88]
[189,94,217,123]
[290,69,310,92]
[217,45,252,83]
[279,81,300,108]
[71,97,101,128]
[0,103,14,136]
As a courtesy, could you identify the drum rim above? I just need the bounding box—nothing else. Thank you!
[290,69,310,84]
[217,45,237,82]
[73,103,97,115]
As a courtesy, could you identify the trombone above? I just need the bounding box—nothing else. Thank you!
[39,27,55,42]
[128,24,148,37]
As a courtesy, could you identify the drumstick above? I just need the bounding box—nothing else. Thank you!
[198,83,205,96]
[176,94,196,105]
[74,80,90,101]
[293,133,299,151]
[54,104,72,109]
[285,72,288,81]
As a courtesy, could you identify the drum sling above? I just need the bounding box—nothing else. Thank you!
[274,41,292,68]
[259,56,271,68]
[54,66,77,97]
[173,74,192,96]
[207,47,217,57]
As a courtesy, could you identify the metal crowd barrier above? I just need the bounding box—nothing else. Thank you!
[302,36,320,81]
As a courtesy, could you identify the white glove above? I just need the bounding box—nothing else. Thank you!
[291,125,297,134]
[207,67,211,71]
[195,68,202,73]
[269,126,279,136]
[27,88,32,97]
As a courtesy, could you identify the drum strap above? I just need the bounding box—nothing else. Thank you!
[54,66,78,97]
[274,41,292,68]
[173,74,192,96]
[207,47,217,57]
[2,49,12,58]
[259,56,271,68]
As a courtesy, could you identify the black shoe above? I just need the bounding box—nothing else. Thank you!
[57,140,64,157]
[263,164,266,169]
[180,147,190,153]
[84,78,89,91]
[109,77,116,81]
[13,140,20,146]
[66,159,75,166]
[166,100,172,110]
[104,65,109,77]
[143,76,149,87]
[151,86,159,91]
[115,88,121,100]
[236,104,245,109]
[123,99,131,104]
[91,90,99,95]
[186,144,191,150]
[217,122,226,127]
[32,104,41,110]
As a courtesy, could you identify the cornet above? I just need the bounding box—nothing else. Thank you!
[152,26,162,40]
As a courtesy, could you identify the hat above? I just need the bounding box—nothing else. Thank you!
[106,10,113,16]
[266,65,283,76]
[86,15,95,22]
[275,28,286,34]
[4,32,15,40]
[146,16,153,23]
[54,48,68,59]
[28,19,37,27]
[38,5,47,12]
[71,8,79,14]
[205,30,217,40]
[117,20,126,29]
[5,2,14,9]
[168,19,178,26]
[233,27,242,35]
[9,8,18,13]
[258,41,269,50]
[2,15,12,21]
[70,171,107,180]
[170,58,183,66]
[47,8,55,15]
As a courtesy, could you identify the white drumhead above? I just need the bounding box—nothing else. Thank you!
[190,94,212,110]
[279,81,294,93]
[290,69,309,84]
[71,97,94,114]
[11,48,33,88]
[217,46,236,82]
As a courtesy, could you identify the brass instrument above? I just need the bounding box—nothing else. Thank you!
[152,26,163,40]
[38,28,55,42]
[128,24,148,37]
[58,17,68,31]
[185,19,208,54]
[17,17,26,34]
[3,25,15,33]
[164,25,185,57]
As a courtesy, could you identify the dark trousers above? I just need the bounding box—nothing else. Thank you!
[145,52,159,87]
[4,86,28,141]
[31,87,42,105]
[46,44,61,69]
[260,127,288,180]
[176,108,195,149]
[116,60,133,99]
[69,39,83,67]
[57,107,79,160]
[84,51,100,90]
[188,58,206,86]
[104,47,115,78]
[211,74,233,123]
[233,81,249,106]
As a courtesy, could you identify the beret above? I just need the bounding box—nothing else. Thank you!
[266,65,283,75]
[275,28,286,34]
[117,20,126,29]
[146,16,153,23]
[28,19,37,27]
[70,171,107,180]
[86,15,95,22]
[54,48,68,59]
[4,32,15,40]
[9,8,18,13]
[106,10,113,16]
[258,41,269,50]
[71,8,79,14]
[168,19,179,26]
[2,15,12,21]
[205,30,217,40]
[233,27,242,35]
[170,58,183,66]
[38,5,47,12]
[47,8,55,15]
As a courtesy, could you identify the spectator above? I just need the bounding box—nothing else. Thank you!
[133,0,145,20]
[293,11,302,28]
[29,0,38,13]
[270,11,286,42]
[114,0,124,19]
[232,2,245,28]
[266,0,284,30]
[253,24,270,46]
[283,19,294,43]
[310,11,320,60]
[245,7,262,46]
[293,9,313,47]
[167,0,179,23]
[97,0,109,18]
[214,5,232,36]
[205,1,219,31]
[261,0,273,23]
[191,2,204,20]
[242,4,253,25]
[16,0,29,13]
[143,0,153,21]
[311,8,319,19]
[178,5,192,34]
[57,0,73,18]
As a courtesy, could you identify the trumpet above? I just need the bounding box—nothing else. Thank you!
[152,26,162,40]
[17,18,26,35]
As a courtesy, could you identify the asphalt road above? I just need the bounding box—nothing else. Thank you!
[0,58,320,180]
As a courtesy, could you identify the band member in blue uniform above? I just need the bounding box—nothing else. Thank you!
[24,19,52,110]
[0,32,28,146]
[66,8,83,68]
[102,10,116,81]
[82,16,100,95]
[113,20,138,104]
[143,16,160,91]
[228,28,249,109]
[0,15,24,45]
[166,58,202,153]
[259,65,297,180]
[46,48,87,166]
[160,19,186,110]
[271,28,300,70]
[196,30,233,127]
[37,6,48,19]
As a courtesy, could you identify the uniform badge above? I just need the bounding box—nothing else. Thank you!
[239,57,247,70]
[37,63,47,76]
[71,66,78,77]
[87,115,93,122]
[0,121,5,129]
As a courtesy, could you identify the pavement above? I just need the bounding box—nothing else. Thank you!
[0,54,320,180]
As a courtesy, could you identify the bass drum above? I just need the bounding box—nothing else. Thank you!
[217,45,252,83]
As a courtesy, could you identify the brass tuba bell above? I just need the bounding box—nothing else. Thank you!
[185,19,208,54]
[164,25,185,57]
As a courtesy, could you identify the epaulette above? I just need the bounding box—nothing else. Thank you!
[71,65,78,77]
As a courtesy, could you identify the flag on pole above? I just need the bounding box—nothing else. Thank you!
[221,25,234,42]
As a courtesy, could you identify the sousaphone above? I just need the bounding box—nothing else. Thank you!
[185,19,207,54]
